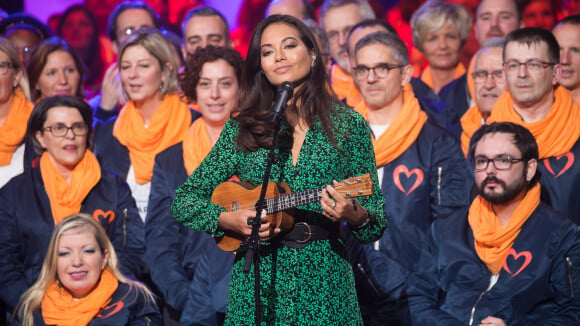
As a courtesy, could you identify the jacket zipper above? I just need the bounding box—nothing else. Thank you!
[468,289,487,326]
[566,256,574,298]
[437,166,442,205]
[123,208,128,246]
[357,263,382,297]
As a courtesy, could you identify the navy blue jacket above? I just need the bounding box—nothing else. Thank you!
[349,121,469,322]
[180,239,234,326]
[146,143,234,320]
[23,283,161,325]
[0,165,145,311]
[410,77,450,130]
[407,203,580,325]
[538,140,580,224]
[438,73,471,138]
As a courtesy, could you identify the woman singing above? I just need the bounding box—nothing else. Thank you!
[172,15,386,325]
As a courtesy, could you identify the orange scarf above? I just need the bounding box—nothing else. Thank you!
[330,64,363,108]
[113,93,191,184]
[468,183,541,275]
[460,105,485,157]
[420,63,466,91]
[40,151,101,224]
[0,88,33,166]
[42,267,118,326]
[488,86,580,159]
[183,118,212,175]
[355,90,427,166]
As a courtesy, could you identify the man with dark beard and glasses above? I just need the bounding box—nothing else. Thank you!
[407,122,580,326]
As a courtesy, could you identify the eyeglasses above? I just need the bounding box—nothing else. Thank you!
[116,26,138,42]
[43,123,88,137]
[0,61,17,75]
[471,69,503,83]
[352,63,405,80]
[473,155,523,171]
[503,59,556,73]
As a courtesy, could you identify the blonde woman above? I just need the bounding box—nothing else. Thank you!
[93,27,197,221]
[16,213,160,326]
[411,0,472,93]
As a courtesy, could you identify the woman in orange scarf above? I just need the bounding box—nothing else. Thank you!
[0,96,145,315]
[410,1,472,94]
[145,45,241,324]
[93,27,193,222]
[16,213,159,326]
[0,37,33,187]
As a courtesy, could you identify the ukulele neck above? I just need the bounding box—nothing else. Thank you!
[263,188,323,214]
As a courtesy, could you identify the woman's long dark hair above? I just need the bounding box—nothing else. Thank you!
[234,14,340,152]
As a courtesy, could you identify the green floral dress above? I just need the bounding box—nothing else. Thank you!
[172,106,386,325]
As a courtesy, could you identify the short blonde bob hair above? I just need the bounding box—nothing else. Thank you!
[117,27,179,96]
[410,0,472,53]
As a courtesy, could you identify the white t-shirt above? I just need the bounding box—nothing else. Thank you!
[368,123,389,252]
[126,165,151,222]
[0,144,25,188]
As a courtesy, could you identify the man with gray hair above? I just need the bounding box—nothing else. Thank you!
[319,0,374,107]
[459,38,507,155]
[348,30,467,325]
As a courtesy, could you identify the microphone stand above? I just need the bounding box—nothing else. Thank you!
[243,104,286,326]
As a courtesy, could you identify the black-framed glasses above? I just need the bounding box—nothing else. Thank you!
[503,59,556,73]
[352,63,405,80]
[0,61,17,75]
[471,69,504,83]
[43,123,88,137]
[473,155,523,171]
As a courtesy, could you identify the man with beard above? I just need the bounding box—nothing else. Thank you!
[488,27,580,223]
[408,122,580,325]
[439,0,522,132]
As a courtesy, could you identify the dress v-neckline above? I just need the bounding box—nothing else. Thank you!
[290,128,309,168]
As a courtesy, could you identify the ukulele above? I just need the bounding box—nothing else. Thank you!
[211,174,373,251]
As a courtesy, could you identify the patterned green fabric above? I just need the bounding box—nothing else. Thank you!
[172,106,386,325]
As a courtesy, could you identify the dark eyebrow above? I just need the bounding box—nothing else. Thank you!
[261,36,298,48]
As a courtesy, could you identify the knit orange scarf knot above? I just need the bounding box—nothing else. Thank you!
[468,183,541,275]
[355,89,427,167]
[330,64,363,108]
[0,88,33,166]
[42,267,119,326]
[113,93,191,184]
[460,105,485,157]
[183,118,213,175]
[40,150,101,224]
[420,63,466,91]
[488,86,580,159]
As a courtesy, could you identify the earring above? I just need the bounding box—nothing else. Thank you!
[311,55,317,67]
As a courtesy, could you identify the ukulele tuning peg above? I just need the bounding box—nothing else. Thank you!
[356,177,361,182]
[358,190,363,195]
[346,191,351,196]
[344,181,350,185]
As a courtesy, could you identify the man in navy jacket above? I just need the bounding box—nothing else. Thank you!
[408,122,580,325]
[347,31,468,325]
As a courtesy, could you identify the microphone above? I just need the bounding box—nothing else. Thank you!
[269,81,294,125]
